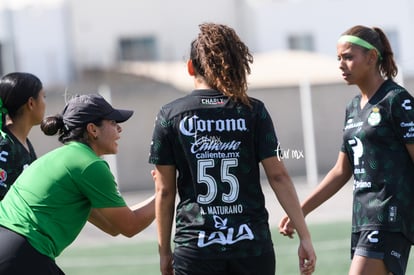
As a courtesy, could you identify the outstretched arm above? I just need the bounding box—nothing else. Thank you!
[279,151,352,238]
[86,162,156,236]
[88,194,156,237]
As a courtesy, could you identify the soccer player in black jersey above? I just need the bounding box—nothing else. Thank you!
[280,25,414,275]
[0,72,45,200]
[149,23,316,275]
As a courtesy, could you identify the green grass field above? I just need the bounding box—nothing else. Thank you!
[57,221,413,274]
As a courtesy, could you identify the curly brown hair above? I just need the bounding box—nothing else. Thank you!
[190,23,253,106]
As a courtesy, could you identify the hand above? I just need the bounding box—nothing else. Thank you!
[298,239,316,275]
[160,253,174,275]
[279,215,296,239]
[151,169,157,182]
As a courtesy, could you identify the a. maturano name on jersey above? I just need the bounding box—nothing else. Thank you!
[341,79,414,243]
[149,89,279,259]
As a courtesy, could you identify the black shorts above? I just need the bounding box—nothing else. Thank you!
[351,230,411,275]
[173,249,275,275]
[0,226,65,275]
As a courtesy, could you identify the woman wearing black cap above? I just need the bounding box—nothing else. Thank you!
[0,72,46,200]
[0,94,155,274]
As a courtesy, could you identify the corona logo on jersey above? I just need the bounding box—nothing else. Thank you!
[179,115,247,136]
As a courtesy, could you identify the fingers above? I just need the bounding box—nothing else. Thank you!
[278,215,289,228]
[299,258,315,275]
[278,216,296,238]
[151,169,156,182]
[280,229,295,238]
[298,240,316,274]
[160,254,174,275]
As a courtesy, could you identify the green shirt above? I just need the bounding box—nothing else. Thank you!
[0,142,126,259]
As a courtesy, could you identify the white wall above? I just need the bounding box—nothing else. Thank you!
[0,2,70,85]
[12,4,70,85]
[251,0,414,75]
[2,0,414,83]
[0,8,15,74]
[67,0,414,76]
[67,0,245,70]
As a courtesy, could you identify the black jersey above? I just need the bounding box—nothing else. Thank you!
[149,89,280,259]
[341,79,414,243]
[0,128,37,200]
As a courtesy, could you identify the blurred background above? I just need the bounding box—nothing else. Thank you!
[1,0,414,192]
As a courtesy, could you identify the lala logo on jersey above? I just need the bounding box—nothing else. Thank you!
[197,215,254,247]
[368,107,381,126]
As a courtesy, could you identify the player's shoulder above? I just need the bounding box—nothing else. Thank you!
[382,79,410,96]
[345,93,361,110]
[158,94,195,118]
[248,96,264,105]
[246,96,265,109]
[0,132,12,147]
[380,80,414,108]
[162,95,189,109]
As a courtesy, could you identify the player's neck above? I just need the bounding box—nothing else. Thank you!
[358,75,385,107]
[6,121,31,151]
[193,76,211,90]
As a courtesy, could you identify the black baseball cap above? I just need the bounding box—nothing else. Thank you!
[62,94,133,129]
